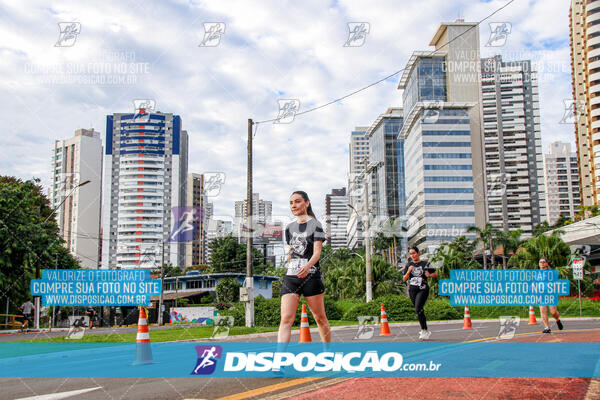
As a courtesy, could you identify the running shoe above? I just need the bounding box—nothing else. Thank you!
[421,330,431,340]
[542,327,551,334]
[557,320,564,330]
[418,330,424,340]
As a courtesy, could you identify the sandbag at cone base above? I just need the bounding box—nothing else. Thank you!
[528,306,538,325]
[463,306,473,330]
[299,304,312,343]
[133,307,154,365]
[378,304,391,336]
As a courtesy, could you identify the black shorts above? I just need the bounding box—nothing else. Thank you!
[280,271,325,297]
[23,313,32,322]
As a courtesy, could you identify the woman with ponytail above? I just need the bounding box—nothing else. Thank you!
[277,191,331,346]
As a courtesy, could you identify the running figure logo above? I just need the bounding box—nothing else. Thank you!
[191,345,223,375]
[199,23,225,47]
[344,22,370,47]
[485,22,511,47]
[55,22,81,47]
[170,206,203,242]
[274,99,300,124]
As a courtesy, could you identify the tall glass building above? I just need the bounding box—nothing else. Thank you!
[398,21,487,254]
[365,108,406,260]
[101,111,188,269]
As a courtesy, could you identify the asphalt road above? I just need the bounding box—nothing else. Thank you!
[1,318,599,400]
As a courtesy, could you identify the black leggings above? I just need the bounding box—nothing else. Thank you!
[409,286,429,330]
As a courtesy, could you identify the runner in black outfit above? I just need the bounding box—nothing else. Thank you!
[403,246,437,340]
[278,191,330,346]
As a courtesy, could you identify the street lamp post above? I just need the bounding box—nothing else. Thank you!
[37,179,91,330]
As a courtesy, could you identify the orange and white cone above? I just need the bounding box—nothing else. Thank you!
[528,306,537,325]
[299,304,312,343]
[133,307,153,365]
[463,306,473,329]
[378,304,391,336]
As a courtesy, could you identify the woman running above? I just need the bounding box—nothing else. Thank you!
[278,191,331,345]
[403,246,437,340]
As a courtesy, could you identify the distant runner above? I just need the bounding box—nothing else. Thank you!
[20,299,35,331]
[539,258,564,333]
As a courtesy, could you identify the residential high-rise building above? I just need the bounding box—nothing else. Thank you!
[569,0,600,206]
[101,111,188,269]
[398,21,487,254]
[544,141,582,224]
[480,55,546,236]
[185,173,211,268]
[325,188,349,248]
[234,193,272,224]
[347,126,369,248]
[49,128,102,268]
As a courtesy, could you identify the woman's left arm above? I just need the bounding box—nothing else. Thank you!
[425,264,437,278]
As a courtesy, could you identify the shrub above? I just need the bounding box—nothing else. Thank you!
[216,278,241,302]
[424,298,462,320]
[344,295,460,322]
[220,295,343,326]
[219,303,244,326]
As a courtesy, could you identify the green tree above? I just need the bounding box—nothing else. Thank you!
[151,264,184,277]
[0,177,79,312]
[322,253,402,300]
[509,231,570,270]
[207,235,266,273]
[430,236,480,296]
[215,277,241,302]
[467,223,500,269]
[496,229,523,269]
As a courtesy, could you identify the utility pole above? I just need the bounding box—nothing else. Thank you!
[158,241,165,325]
[245,118,255,327]
[363,163,373,303]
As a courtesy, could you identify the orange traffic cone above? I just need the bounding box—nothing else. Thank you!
[378,304,391,336]
[463,306,473,329]
[133,307,153,365]
[528,306,537,325]
[299,304,312,343]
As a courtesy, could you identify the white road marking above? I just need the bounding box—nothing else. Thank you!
[14,387,102,400]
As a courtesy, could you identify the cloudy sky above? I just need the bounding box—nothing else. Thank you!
[0,0,573,219]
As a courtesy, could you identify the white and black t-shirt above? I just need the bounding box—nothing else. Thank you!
[403,260,435,290]
[285,218,326,275]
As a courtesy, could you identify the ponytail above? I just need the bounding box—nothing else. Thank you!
[292,190,316,218]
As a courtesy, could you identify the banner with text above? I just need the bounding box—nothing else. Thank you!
[438,269,570,306]
[30,269,161,306]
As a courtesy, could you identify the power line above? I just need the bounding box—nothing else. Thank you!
[254,0,515,125]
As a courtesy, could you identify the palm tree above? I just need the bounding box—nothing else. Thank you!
[430,238,480,296]
[467,223,500,269]
[496,229,523,269]
[509,230,570,269]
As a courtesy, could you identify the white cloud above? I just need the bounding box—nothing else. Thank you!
[0,0,574,219]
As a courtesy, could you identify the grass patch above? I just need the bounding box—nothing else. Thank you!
[21,326,279,343]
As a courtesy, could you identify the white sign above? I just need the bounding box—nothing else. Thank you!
[573,258,584,280]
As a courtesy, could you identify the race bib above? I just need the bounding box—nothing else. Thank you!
[286,258,309,276]
[409,277,422,287]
